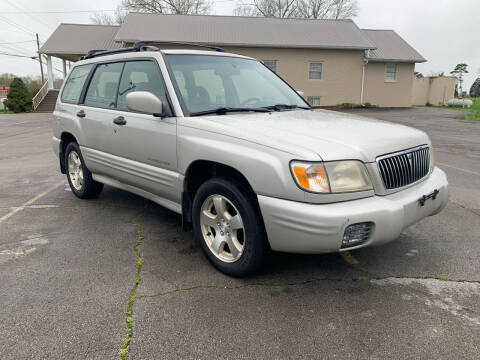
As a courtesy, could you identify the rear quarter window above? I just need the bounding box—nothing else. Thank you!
[61,64,93,103]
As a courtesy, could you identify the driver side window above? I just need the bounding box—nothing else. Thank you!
[231,67,287,105]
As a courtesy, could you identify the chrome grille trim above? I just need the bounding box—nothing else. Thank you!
[376,145,430,190]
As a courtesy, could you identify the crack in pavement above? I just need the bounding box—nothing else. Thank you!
[450,199,480,217]
[136,275,480,299]
[118,222,144,360]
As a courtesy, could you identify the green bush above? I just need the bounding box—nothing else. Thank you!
[5,77,32,113]
[338,103,376,109]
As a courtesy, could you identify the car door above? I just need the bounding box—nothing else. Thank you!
[105,59,179,204]
[76,61,124,176]
[55,63,94,146]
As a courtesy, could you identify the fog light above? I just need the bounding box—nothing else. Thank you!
[342,222,373,248]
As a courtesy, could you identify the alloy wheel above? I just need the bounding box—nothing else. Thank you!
[200,194,245,263]
[67,151,84,191]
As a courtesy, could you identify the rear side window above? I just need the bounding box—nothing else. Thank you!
[117,61,170,114]
[84,62,124,109]
[61,64,93,103]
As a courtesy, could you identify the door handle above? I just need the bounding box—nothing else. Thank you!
[76,110,86,118]
[113,116,127,126]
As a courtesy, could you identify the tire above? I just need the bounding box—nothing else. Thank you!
[64,142,103,199]
[192,177,267,277]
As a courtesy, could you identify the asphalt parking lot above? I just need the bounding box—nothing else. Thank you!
[1,107,479,359]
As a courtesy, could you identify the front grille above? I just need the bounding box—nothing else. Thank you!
[377,145,430,190]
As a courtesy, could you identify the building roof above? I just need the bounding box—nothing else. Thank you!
[362,29,426,63]
[38,15,426,64]
[114,13,376,50]
[39,24,121,60]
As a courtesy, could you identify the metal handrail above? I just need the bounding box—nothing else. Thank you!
[32,81,49,111]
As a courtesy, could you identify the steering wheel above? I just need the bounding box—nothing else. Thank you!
[240,97,261,107]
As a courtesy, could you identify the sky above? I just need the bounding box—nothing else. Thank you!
[0,0,478,90]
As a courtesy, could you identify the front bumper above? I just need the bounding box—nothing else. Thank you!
[258,167,449,254]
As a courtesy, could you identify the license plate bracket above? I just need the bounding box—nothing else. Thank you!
[418,189,439,206]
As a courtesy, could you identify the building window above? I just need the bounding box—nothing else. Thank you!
[309,62,323,80]
[307,96,321,106]
[263,60,278,73]
[385,63,397,81]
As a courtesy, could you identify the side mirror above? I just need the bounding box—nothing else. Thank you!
[296,90,305,98]
[126,91,163,116]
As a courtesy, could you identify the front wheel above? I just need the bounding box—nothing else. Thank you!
[192,177,267,277]
[65,142,103,199]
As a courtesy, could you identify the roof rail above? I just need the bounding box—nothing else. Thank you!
[81,49,106,59]
[80,47,149,60]
[80,41,224,60]
[133,41,225,52]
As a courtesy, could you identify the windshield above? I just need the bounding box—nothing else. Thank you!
[166,54,309,115]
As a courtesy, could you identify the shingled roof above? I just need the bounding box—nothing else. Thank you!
[39,15,425,64]
[39,24,121,61]
[362,29,426,63]
[114,13,376,50]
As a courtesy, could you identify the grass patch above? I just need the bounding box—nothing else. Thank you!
[338,102,376,109]
[0,110,14,114]
[118,222,144,360]
[434,97,480,121]
[459,97,480,121]
[436,275,450,281]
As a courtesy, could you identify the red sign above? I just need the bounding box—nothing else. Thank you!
[0,85,9,94]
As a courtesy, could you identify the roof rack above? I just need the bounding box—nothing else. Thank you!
[133,41,225,53]
[80,41,225,60]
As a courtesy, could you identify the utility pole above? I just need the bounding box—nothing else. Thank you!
[36,33,45,84]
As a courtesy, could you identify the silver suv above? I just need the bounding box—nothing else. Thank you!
[52,42,449,276]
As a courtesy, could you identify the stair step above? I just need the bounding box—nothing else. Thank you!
[34,89,60,112]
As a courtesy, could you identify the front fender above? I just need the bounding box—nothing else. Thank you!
[177,125,308,202]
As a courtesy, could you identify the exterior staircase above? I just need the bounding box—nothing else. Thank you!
[34,89,59,113]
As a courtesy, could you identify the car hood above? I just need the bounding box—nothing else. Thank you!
[194,109,430,162]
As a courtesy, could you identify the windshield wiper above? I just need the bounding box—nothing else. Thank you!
[265,104,311,111]
[190,107,270,116]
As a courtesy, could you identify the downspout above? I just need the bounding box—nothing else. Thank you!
[360,49,370,105]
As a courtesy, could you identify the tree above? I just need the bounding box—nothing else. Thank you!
[91,0,212,25]
[122,0,211,15]
[5,78,32,113]
[235,0,357,19]
[91,6,127,25]
[329,0,357,19]
[450,63,468,96]
[470,77,480,97]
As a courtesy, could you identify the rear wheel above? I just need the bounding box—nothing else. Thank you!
[65,142,103,199]
[192,177,267,277]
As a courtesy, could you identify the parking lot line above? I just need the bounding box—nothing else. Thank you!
[437,162,480,176]
[0,182,63,224]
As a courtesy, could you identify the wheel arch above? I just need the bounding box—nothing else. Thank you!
[182,160,259,230]
[59,132,78,174]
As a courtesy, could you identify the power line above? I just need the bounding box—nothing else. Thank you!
[0,40,36,45]
[0,51,36,59]
[1,43,32,57]
[0,9,120,14]
[1,39,37,52]
[4,0,55,31]
[0,15,37,36]
[0,51,64,76]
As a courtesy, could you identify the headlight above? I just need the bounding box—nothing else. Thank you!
[290,160,373,193]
